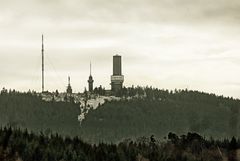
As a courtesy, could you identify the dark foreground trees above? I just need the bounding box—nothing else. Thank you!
[0,127,239,161]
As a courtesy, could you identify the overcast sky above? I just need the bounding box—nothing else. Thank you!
[0,0,240,97]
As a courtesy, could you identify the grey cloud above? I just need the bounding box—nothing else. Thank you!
[1,0,240,25]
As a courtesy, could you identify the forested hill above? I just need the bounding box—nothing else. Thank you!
[0,88,240,143]
[81,88,240,142]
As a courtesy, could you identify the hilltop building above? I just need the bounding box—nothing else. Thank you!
[111,55,124,92]
[88,62,94,92]
[66,76,72,94]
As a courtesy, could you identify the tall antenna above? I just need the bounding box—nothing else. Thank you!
[42,34,44,93]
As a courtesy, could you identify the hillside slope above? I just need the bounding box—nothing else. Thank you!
[80,89,240,142]
[0,91,81,136]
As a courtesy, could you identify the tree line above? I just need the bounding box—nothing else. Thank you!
[0,127,240,161]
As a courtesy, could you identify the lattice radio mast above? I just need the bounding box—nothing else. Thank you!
[42,34,44,93]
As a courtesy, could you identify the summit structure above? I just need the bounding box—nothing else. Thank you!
[41,34,44,93]
[88,62,94,92]
[39,35,125,95]
[111,55,124,92]
[66,76,72,94]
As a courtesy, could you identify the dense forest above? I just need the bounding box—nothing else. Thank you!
[0,87,240,143]
[0,127,239,161]
[82,87,240,142]
[0,89,81,136]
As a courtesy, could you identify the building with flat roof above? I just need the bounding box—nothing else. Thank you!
[111,55,124,92]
